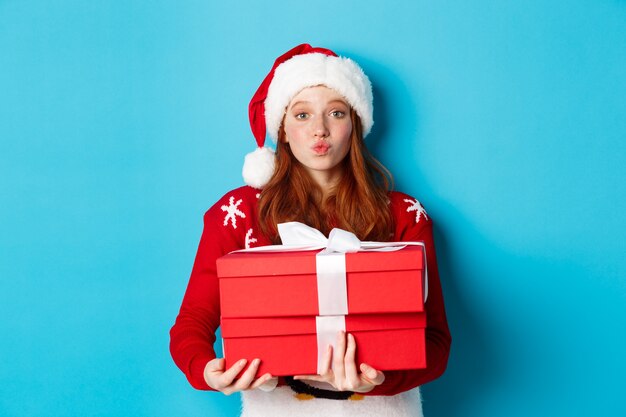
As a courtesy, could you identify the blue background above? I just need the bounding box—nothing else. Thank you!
[1,1,625,416]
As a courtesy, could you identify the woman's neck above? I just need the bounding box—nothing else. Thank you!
[307,165,343,199]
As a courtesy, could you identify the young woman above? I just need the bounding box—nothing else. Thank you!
[170,44,451,417]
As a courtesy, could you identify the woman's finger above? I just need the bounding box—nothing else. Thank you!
[204,358,227,388]
[250,373,277,391]
[293,343,333,382]
[232,358,261,390]
[359,363,385,385]
[205,358,225,373]
[344,333,360,389]
[292,374,327,383]
[217,358,248,389]
[318,344,333,375]
[292,374,316,380]
[333,331,347,382]
[203,358,224,384]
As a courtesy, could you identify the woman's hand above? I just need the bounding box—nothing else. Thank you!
[293,331,385,393]
[204,357,277,395]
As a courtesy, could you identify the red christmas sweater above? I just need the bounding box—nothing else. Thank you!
[169,185,451,396]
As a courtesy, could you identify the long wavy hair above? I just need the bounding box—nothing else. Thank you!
[258,110,394,243]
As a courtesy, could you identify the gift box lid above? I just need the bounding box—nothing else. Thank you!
[217,246,426,318]
[221,313,426,338]
[217,246,424,277]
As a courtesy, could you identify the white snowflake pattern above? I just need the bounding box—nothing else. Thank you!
[221,196,246,229]
[404,198,428,224]
[245,228,258,249]
[255,193,260,199]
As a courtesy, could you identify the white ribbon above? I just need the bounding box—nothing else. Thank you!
[316,252,348,316]
[232,222,428,373]
[315,315,346,372]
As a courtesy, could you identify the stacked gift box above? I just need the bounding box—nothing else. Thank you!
[217,244,427,376]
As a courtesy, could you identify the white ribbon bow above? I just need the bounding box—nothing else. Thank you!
[239,221,408,252]
[279,222,363,253]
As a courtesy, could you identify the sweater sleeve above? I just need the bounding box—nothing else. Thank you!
[169,192,245,390]
[364,195,452,396]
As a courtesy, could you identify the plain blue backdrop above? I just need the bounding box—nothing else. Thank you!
[1,1,625,416]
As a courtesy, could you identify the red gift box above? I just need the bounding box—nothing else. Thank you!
[221,313,426,376]
[216,245,427,376]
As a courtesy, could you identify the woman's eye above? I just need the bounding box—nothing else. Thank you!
[295,113,309,120]
[330,110,346,118]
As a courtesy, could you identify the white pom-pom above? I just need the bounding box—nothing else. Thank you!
[242,146,276,189]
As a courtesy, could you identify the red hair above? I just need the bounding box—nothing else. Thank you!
[258,110,394,243]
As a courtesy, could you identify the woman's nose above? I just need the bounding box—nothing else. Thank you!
[312,117,329,138]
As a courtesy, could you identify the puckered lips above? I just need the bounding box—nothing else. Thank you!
[312,141,330,155]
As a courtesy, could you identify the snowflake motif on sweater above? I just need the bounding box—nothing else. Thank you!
[245,228,258,249]
[221,195,246,229]
[404,198,428,224]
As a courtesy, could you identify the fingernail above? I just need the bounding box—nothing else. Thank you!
[253,358,260,366]
[239,359,247,366]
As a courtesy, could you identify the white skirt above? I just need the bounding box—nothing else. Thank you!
[241,386,423,417]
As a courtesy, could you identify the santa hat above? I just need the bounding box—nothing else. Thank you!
[243,43,374,189]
